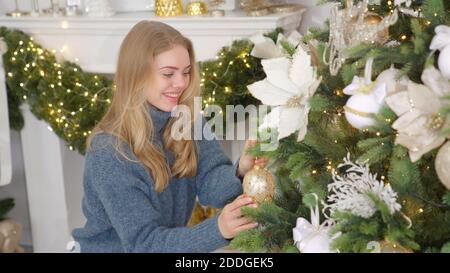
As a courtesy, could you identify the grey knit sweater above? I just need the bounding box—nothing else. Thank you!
[71,106,243,252]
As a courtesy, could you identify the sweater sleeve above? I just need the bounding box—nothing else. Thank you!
[85,138,230,253]
[195,119,243,208]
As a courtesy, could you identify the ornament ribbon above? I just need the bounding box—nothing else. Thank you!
[430,25,450,52]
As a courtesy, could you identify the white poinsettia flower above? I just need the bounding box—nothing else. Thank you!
[247,46,321,141]
[249,31,303,59]
[385,66,450,162]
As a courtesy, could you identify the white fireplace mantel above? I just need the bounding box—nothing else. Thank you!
[0,11,304,252]
[0,10,303,73]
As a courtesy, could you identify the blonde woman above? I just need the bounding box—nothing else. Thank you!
[71,21,268,252]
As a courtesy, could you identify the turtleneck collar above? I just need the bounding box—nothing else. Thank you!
[148,104,171,133]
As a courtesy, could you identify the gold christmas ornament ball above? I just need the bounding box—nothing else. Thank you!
[155,0,183,17]
[186,1,208,16]
[363,13,389,44]
[379,240,413,253]
[243,165,275,204]
[435,141,450,190]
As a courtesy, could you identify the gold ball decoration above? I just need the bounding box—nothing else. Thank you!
[243,165,275,205]
[435,141,450,190]
[363,12,389,44]
[155,0,183,17]
[379,240,413,253]
[186,1,208,16]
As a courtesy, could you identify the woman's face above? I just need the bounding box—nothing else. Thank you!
[147,44,191,112]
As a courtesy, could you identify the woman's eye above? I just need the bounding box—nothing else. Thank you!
[162,71,190,78]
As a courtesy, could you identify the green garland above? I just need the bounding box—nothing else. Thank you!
[1,26,113,154]
[1,27,281,154]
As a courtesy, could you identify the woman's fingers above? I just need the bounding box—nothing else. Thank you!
[235,193,252,201]
[234,222,259,234]
[228,196,254,212]
[219,194,260,239]
[234,216,256,227]
[229,202,257,218]
[255,157,269,167]
[255,157,268,163]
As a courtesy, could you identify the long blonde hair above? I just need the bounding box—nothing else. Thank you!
[88,21,199,192]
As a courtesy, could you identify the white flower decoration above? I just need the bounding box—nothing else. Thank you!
[249,31,303,59]
[385,66,450,162]
[325,154,401,219]
[247,46,321,141]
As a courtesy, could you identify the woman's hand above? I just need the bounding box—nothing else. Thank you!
[237,140,269,178]
[218,194,258,239]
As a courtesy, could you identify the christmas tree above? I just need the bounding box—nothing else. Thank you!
[230,0,450,253]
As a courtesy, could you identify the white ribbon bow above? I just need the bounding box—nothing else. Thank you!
[430,25,450,51]
[430,25,450,79]
[343,57,386,101]
[292,194,336,253]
